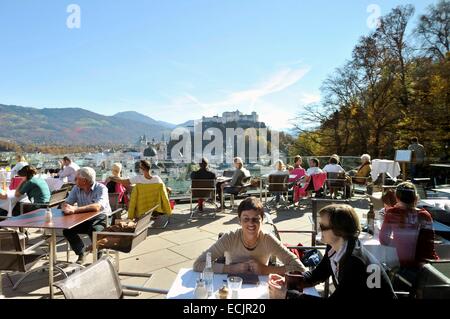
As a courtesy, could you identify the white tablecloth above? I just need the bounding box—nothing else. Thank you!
[0,189,29,217]
[359,233,400,268]
[371,159,401,181]
[167,268,319,299]
[45,177,65,192]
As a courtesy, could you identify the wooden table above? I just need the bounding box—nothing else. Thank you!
[0,208,103,298]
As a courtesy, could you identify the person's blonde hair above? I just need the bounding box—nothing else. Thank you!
[274,159,285,171]
[112,163,122,176]
[16,154,26,162]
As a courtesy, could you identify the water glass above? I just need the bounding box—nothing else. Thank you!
[227,276,243,298]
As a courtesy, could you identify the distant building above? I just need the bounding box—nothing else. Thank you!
[202,110,258,124]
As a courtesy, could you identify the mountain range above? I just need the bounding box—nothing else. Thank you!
[0,104,177,145]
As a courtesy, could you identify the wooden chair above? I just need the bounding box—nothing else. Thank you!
[53,256,168,299]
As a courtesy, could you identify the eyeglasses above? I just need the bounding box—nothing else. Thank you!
[241,217,262,224]
[319,223,333,231]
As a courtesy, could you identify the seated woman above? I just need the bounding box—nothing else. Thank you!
[379,182,438,285]
[322,155,345,174]
[217,157,250,207]
[10,154,28,177]
[295,158,325,199]
[105,162,127,206]
[349,154,372,185]
[289,155,306,184]
[193,197,305,275]
[323,156,346,199]
[109,160,163,186]
[10,165,50,216]
[269,160,289,204]
[283,204,396,299]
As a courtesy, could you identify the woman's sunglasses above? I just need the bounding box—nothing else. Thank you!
[319,223,333,231]
[241,217,262,224]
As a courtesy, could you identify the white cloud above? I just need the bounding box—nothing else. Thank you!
[127,64,313,126]
[299,92,321,105]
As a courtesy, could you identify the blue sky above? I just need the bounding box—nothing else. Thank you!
[0,0,437,129]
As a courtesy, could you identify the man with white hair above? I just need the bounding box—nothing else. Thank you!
[62,167,111,264]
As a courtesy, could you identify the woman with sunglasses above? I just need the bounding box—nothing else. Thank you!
[286,204,396,299]
[193,196,305,275]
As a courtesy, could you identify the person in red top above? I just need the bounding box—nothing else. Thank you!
[379,182,438,288]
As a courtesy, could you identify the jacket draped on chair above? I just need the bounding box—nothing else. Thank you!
[127,183,172,219]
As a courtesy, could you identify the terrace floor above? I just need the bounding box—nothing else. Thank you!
[0,194,371,299]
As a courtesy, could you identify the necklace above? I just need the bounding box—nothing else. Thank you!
[241,233,260,251]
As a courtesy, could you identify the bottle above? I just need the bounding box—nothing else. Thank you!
[367,203,375,235]
[202,252,214,296]
[193,277,208,299]
[45,207,53,224]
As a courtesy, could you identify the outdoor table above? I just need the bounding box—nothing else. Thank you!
[0,208,103,298]
[359,232,400,269]
[371,159,401,183]
[418,199,450,224]
[431,188,450,196]
[167,268,320,299]
[0,189,29,217]
[45,177,65,192]
[429,163,450,185]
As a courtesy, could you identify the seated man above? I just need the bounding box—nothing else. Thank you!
[62,167,111,264]
[190,157,217,212]
[58,156,80,183]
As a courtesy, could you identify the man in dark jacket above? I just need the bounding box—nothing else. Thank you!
[287,204,396,299]
[191,158,216,211]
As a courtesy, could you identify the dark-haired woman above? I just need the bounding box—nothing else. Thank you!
[284,204,396,299]
[12,165,50,216]
[379,182,438,286]
[193,196,305,275]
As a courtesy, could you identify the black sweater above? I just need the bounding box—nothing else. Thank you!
[289,238,396,299]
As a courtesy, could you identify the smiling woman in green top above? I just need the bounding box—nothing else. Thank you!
[13,165,51,215]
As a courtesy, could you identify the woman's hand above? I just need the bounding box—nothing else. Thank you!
[268,274,287,299]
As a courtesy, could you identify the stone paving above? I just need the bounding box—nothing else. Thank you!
[0,194,370,299]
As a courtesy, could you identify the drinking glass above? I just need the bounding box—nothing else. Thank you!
[227,276,243,299]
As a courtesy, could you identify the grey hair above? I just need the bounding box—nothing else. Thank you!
[77,167,96,185]
[361,154,371,163]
